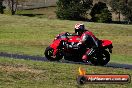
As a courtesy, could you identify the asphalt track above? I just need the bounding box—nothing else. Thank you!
[0,52,132,70]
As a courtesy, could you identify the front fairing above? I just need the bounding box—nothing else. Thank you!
[101,40,113,53]
[68,36,81,43]
[50,33,69,50]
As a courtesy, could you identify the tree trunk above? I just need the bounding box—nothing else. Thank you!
[11,10,15,15]
[10,0,17,15]
[11,0,14,15]
[118,11,120,22]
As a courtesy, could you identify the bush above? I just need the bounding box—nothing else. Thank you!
[0,1,5,14]
[96,9,112,23]
[56,0,93,20]
[90,2,112,23]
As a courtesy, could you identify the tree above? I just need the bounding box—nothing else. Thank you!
[121,0,132,22]
[0,0,6,14]
[56,0,93,20]
[109,0,123,22]
[4,0,27,15]
[97,8,112,23]
[4,0,18,15]
[109,0,132,22]
[90,2,112,22]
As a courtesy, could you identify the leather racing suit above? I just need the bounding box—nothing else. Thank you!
[73,30,99,62]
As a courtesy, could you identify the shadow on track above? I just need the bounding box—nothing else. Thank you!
[0,52,132,70]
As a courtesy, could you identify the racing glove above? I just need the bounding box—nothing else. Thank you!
[68,42,82,49]
[65,32,72,36]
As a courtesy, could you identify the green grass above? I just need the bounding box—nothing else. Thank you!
[0,57,132,88]
[0,14,132,64]
[1,6,132,88]
[5,7,57,19]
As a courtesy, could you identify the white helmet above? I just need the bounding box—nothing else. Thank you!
[74,23,85,35]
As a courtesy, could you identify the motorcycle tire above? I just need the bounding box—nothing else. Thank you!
[44,46,63,61]
[90,50,110,66]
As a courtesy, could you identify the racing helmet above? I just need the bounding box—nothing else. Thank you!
[74,23,85,35]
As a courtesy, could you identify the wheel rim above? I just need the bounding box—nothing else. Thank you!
[101,53,107,61]
[99,52,109,63]
[46,49,54,58]
[90,50,110,65]
[90,54,98,65]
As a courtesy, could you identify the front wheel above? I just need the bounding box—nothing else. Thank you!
[90,50,110,66]
[44,46,63,61]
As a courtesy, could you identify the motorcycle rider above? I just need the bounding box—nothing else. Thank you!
[71,23,99,62]
[53,23,99,62]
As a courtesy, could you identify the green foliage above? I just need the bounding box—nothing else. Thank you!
[121,0,132,22]
[0,0,5,14]
[109,0,132,22]
[109,0,121,14]
[56,0,93,20]
[96,8,112,23]
[90,2,112,23]
[109,0,125,22]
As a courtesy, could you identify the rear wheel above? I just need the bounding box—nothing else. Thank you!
[90,50,110,66]
[44,46,63,61]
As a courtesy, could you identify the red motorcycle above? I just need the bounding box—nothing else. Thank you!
[44,32,113,66]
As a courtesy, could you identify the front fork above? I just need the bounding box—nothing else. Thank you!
[52,40,66,56]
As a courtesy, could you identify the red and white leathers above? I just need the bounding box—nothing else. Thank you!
[77,30,98,62]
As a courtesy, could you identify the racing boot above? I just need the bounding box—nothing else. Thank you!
[82,55,88,63]
[82,48,96,63]
[82,49,91,63]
